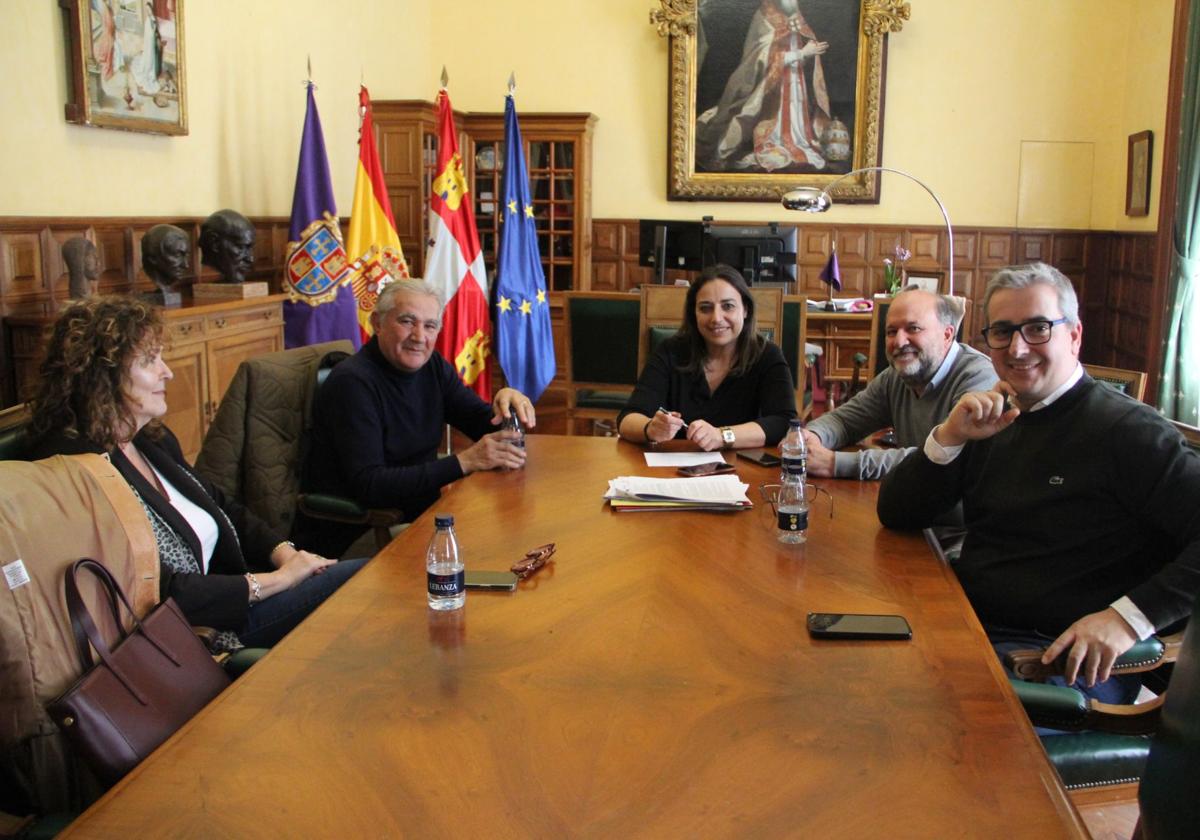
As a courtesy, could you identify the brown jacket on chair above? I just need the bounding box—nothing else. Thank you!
[0,454,158,814]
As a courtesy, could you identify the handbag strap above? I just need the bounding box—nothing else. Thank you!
[63,559,184,705]
[64,558,123,670]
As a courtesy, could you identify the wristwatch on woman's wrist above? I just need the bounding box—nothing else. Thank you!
[721,427,736,449]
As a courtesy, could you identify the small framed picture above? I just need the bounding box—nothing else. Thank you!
[906,275,941,294]
[1125,130,1153,217]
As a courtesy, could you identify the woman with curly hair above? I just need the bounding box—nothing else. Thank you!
[617,264,797,450]
[28,295,366,650]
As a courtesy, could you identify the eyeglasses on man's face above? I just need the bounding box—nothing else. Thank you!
[980,317,1068,349]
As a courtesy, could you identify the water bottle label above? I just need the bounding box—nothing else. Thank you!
[782,456,806,478]
[427,570,464,596]
[777,509,809,532]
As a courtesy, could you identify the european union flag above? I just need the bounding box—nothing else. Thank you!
[494,95,555,401]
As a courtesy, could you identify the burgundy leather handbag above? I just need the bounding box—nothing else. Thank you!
[47,559,230,785]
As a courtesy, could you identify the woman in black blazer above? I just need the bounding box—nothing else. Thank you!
[29,296,366,649]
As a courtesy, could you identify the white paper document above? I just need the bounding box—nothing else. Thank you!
[643,452,727,467]
[605,474,750,504]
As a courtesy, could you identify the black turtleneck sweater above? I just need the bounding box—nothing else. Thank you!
[294,337,495,556]
[878,376,1200,636]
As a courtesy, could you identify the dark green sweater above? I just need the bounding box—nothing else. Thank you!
[878,377,1200,636]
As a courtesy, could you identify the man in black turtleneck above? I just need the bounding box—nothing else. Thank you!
[878,262,1200,703]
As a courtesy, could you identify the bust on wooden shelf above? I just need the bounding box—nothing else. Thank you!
[61,237,100,302]
[141,223,189,307]
[194,209,267,299]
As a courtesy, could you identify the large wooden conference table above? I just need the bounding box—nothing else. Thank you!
[63,435,1086,838]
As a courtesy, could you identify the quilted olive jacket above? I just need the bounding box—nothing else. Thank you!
[194,340,353,536]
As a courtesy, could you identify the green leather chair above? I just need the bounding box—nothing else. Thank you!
[0,404,31,461]
[1083,364,1148,401]
[1006,626,1187,797]
[562,292,641,435]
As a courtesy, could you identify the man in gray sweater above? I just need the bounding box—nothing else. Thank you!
[804,287,997,479]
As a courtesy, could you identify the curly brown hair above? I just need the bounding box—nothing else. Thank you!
[29,295,166,449]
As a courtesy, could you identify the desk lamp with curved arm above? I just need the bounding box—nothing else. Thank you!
[781,167,954,297]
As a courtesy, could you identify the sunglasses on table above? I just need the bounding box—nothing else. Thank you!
[511,543,556,580]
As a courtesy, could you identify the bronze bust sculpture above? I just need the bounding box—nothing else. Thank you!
[62,237,100,300]
[141,224,189,305]
[199,209,255,283]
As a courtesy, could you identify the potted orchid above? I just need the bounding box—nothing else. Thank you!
[882,244,911,295]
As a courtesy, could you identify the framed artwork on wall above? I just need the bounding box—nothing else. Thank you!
[62,0,188,136]
[653,0,909,203]
[1125,130,1152,217]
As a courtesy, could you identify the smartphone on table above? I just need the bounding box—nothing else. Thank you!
[737,449,781,468]
[806,613,912,640]
[677,461,736,477]
[463,570,518,591]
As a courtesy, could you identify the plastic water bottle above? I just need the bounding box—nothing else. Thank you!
[778,419,809,544]
[426,513,465,610]
[780,418,807,483]
[776,478,809,544]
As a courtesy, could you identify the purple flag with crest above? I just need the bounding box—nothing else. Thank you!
[282,83,360,349]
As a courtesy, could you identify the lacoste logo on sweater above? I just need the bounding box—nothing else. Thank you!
[1049,476,1064,485]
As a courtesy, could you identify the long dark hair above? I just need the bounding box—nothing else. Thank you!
[674,264,765,376]
[29,295,165,449]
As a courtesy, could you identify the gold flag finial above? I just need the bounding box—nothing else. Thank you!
[507,72,516,96]
[440,66,449,89]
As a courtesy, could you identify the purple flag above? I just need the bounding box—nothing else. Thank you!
[818,249,842,291]
[282,83,361,349]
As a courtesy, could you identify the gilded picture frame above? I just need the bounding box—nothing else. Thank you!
[1125,130,1152,217]
[62,0,188,136]
[654,0,908,203]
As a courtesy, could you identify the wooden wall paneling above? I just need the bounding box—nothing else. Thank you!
[952,229,978,267]
[799,227,832,263]
[1016,233,1052,264]
[0,231,47,304]
[907,228,942,270]
[834,227,868,261]
[1052,232,1087,270]
[978,232,1014,266]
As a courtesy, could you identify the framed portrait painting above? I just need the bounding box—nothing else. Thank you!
[62,0,188,136]
[654,0,909,202]
[1125,130,1152,217]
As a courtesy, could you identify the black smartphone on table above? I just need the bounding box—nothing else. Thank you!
[463,570,518,591]
[806,612,913,640]
[677,461,736,477]
[737,449,781,468]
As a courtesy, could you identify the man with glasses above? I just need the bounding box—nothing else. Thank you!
[879,263,1200,702]
[804,286,997,479]
[295,278,534,557]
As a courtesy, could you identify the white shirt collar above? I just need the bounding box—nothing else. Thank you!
[1026,362,1084,411]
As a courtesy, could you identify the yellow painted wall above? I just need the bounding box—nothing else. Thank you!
[1,0,1174,231]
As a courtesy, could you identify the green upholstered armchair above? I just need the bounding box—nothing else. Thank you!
[1004,628,1186,800]
[562,291,641,435]
[0,403,31,461]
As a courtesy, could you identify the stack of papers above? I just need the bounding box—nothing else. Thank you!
[604,475,752,512]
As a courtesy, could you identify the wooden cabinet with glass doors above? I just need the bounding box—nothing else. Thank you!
[370,102,595,292]
[463,113,595,292]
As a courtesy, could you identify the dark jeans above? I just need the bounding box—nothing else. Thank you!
[240,557,368,648]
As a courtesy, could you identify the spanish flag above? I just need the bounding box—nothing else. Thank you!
[425,87,491,400]
[347,86,409,342]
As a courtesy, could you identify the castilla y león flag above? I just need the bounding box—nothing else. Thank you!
[347,85,409,343]
[425,88,491,400]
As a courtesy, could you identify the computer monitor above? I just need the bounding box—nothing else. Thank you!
[702,224,798,286]
[637,219,705,284]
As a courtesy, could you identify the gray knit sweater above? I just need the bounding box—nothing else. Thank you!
[806,342,997,479]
